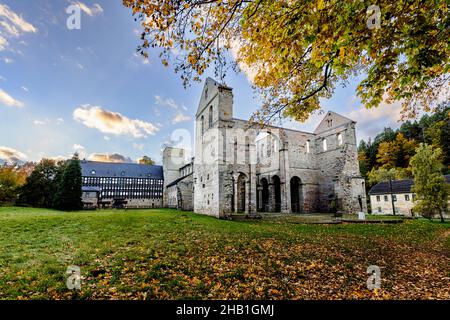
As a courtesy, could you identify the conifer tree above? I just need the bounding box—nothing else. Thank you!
[53,154,82,211]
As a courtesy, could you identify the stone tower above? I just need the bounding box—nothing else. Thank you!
[162,147,185,206]
[193,78,235,217]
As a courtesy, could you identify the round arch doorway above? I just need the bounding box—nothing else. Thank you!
[290,176,303,213]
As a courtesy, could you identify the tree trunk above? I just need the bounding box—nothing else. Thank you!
[438,210,444,223]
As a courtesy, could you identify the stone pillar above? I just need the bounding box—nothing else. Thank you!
[234,177,238,213]
[245,180,250,214]
[257,187,262,212]
[248,167,257,215]
[279,140,291,214]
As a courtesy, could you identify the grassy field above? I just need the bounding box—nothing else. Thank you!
[0,207,449,300]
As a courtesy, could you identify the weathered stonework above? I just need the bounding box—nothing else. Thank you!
[163,78,367,217]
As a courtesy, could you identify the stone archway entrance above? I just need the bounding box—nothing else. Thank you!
[260,178,269,212]
[272,175,281,212]
[236,173,246,213]
[290,176,302,213]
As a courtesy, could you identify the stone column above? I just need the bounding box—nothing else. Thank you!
[234,177,239,213]
[257,187,262,212]
[279,141,291,214]
[245,180,250,214]
[248,167,257,215]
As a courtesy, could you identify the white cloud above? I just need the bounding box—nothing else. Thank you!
[73,144,85,151]
[0,20,19,37]
[345,100,402,142]
[133,143,145,151]
[153,107,161,116]
[154,95,180,109]
[73,144,86,158]
[0,4,36,52]
[76,62,84,70]
[49,155,68,162]
[284,98,404,143]
[103,136,110,141]
[154,95,191,124]
[0,146,27,163]
[73,105,159,138]
[172,112,192,124]
[0,4,37,34]
[88,153,133,163]
[282,111,325,134]
[33,119,48,126]
[129,52,150,67]
[58,55,86,71]
[21,86,28,92]
[0,88,23,108]
[229,38,258,83]
[3,57,13,64]
[34,118,65,126]
[72,2,103,17]
[0,35,8,51]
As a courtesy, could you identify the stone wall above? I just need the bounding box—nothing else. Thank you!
[167,185,178,208]
[162,147,186,207]
[177,175,194,211]
[314,113,367,213]
[98,198,163,209]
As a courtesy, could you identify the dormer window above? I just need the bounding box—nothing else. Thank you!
[91,170,96,175]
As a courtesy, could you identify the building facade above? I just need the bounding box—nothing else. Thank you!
[163,78,367,218]
[165,159,194,211]
[369,175,450,216]
[80,161,164,209]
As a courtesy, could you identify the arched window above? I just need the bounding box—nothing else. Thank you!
[306,140,310,154]
[200,115,204,134]
[208,105,213,127]
[322,138,327,151]
[337,133,343,146]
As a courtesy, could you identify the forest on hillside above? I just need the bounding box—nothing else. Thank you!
[358,102,449,189]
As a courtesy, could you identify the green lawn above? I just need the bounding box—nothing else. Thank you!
[0,207,449,300]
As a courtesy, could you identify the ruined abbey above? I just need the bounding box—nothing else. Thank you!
[162,78,367,218]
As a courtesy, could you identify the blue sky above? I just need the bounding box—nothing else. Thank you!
[0,0,404,164]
